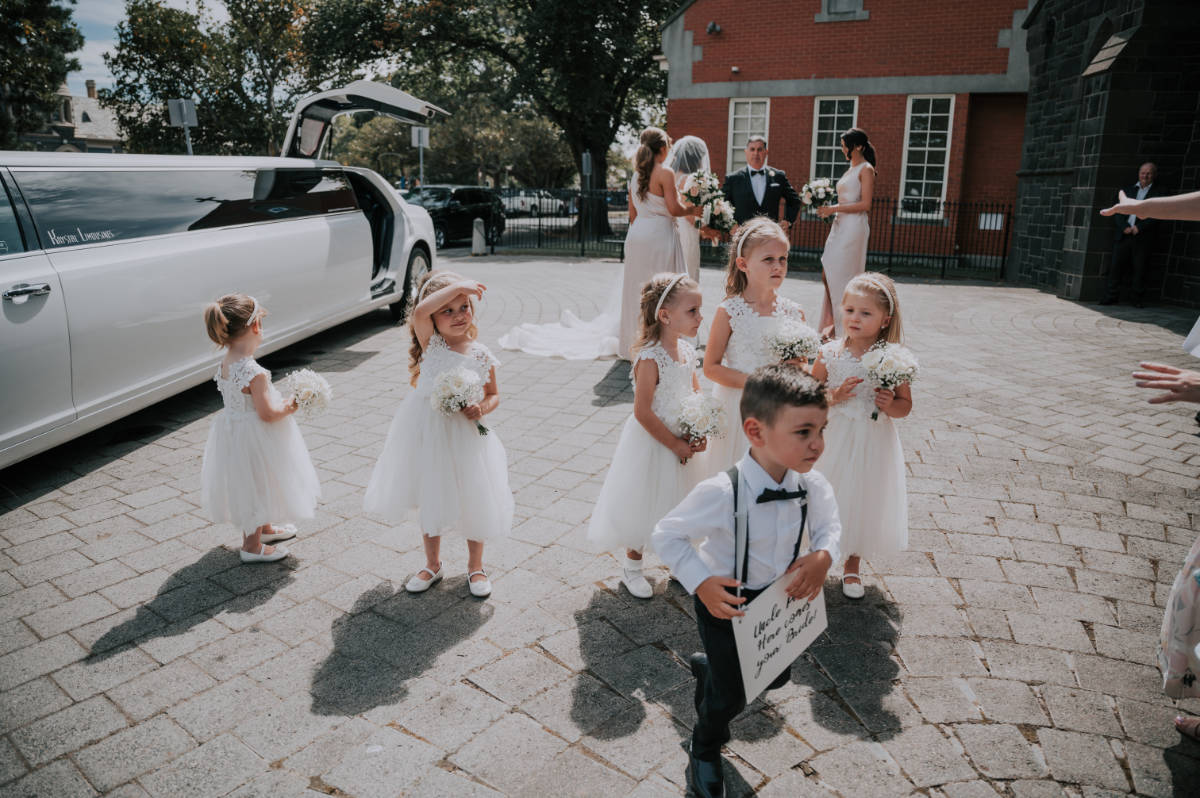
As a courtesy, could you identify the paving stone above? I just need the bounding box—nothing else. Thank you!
[895,637,986,677]
[0,582,67,624]
[580,704,686,781]
[514,747,638,797]
[186,626,287,681]
[1006,611,1093,652]
[468,646,572,705]
[967,677,1048,725]
[775,691,870,751]
[521,672,633,742]
[408,768,505,798]
[138,733,266,798]
[74,715,195,792]
[51,642,158,701]
[225,769,317,798]
[958,579,1034,611]
[954,723,1048,779]
[1124,739,1200,797]
[166,674,283,741]
[11,694,128,766]
[905,677,983,723]
[453,712,569,793]
[1074,654,1165,704]
[4,758,97,797]
[979,640,1076,686]
[279,716,379,779]
[107,658,217,721]
[322,726,442,798]
[882,722,975,787]
[1008,781,1067,798]
[1041,685,1123,736]
[0,736,27,785]
[0,633,86,692]
[1037,728,1128,790]
[840,681,925,732]
[809,740,912,797]
[757,769,838,797]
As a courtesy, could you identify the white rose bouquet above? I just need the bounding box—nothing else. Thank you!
[860,343,919,420]
[683,170,736,234]
[677,392,726,458]
[801,177,838,223]
[282,368,332,421]
[769,318,821,363]
[430,367,489,435]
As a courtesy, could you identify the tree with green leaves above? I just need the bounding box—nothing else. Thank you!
[0,0,84,149]
[101,0,321,154]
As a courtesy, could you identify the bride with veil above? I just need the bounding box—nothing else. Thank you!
[499,132,710,361]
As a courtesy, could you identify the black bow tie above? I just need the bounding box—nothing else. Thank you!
[749,169,765,177]
[756,486,805,504]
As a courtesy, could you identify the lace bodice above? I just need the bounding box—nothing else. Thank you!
[417,334,499,393]
[720,295,807,372]
[214,357,270,415]
[633,340,697,435]
[821,340,876,420]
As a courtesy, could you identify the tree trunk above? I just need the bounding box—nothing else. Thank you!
[578,146,612,238]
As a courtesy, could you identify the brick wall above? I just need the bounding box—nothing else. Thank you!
[683,0,1029,83]
[961,93,1028,202]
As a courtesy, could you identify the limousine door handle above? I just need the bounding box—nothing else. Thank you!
[3,282,52,300]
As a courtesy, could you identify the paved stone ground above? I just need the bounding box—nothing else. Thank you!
[3,252,1200,797]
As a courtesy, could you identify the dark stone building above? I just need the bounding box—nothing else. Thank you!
[1010,0,1200,305]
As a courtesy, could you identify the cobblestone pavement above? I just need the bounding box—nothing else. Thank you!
[3,252,1200,797]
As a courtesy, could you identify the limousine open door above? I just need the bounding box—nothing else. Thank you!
[282,80,449,160]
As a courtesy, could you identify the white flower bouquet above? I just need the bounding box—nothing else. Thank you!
[861,343,919,420]
[430,367,489,435]
[677,392,727,450]
[801,177,838,223]
[282,368,332,421]
[769,318,821,363]
[682,169,736,234]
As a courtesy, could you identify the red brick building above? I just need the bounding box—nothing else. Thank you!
[661,0,1035,269]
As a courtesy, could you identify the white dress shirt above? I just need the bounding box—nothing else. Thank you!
[749,165,768,206]
[1130,182,1152,226]
[652,453,842,594]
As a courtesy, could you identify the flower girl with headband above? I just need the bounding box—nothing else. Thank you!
[364,271,513,598]
[811,272,912,598]
[588,273,710,598]
[201,294,320,563]
[702,217,812,470]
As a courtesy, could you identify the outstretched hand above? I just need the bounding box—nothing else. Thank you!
[1132,362,1200,404]
[1100,190,1136,218]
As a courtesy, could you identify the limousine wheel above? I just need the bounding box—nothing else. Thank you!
[393,247,431,322]
[434,226,446,249]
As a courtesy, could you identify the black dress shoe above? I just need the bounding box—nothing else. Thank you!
[766,665,792,691]
[689,652,709,713]
[687,747,725,798]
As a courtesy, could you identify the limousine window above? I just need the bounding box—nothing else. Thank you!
[0,182,26,256]
[15,167,358,248]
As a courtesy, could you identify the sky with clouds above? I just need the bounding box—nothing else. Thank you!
[67,0,225,96]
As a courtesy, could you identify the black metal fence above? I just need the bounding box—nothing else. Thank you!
[485,188,1013,280]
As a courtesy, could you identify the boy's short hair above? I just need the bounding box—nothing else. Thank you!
[740,364,828,425]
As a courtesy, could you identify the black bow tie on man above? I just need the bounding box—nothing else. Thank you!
[756,487,806,503]
[722,164,802,226]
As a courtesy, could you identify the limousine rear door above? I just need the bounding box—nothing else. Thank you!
[0,171,75,456]
[281,80,449,160]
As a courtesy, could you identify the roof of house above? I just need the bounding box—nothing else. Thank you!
[67,93,120,142]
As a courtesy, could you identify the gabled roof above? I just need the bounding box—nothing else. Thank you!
[663,0,700,29]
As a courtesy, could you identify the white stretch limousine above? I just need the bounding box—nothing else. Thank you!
[0,82,445,469]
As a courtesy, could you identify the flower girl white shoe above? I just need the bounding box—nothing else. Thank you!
[468,570,492,598]
[621,555,653,599]
[239,543,289,563]
[260,524,297,544]
[405,565,443,593]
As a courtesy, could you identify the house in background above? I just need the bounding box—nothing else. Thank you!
[660,0,1035,272]
[20,81,123,153]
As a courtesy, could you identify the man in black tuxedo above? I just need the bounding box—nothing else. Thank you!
[1101,162,1163,307]
[722,135,802,231]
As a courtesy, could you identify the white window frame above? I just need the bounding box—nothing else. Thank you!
[898,94,955,219]
[809,96,859,182]
[726,98,771,175]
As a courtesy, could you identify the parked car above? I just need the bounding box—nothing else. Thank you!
[406,185,505,248]
[0,80,445,469]
[501,189,566,217]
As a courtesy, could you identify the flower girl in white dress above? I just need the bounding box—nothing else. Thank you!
[703,218,811,471]
[201,294,320,563]
[364,271,513,598]
[588,273,709,598]
[811,273,911,598]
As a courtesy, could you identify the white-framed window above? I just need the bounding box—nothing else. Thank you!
[810,96,858,181]
[727,98,770,174]
[815,0,869,22]
[899,95,955,217]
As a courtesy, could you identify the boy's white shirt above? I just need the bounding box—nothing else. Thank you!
[652,453,842,594]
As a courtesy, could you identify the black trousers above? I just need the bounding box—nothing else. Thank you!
[692,587,789,760]
[1105,233,1150,302]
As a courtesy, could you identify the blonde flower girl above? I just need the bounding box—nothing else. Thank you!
[201,294,320,563]
[811,273,912,598]
[364,271,513,598]
[588,273,709,598]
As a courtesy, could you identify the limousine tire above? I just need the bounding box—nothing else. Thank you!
[392,247,431,322]
[434,226,446,249]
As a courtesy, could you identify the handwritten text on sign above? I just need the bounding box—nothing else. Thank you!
[732,576,827,703]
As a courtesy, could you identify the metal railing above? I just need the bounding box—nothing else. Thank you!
[487,188,1013,279]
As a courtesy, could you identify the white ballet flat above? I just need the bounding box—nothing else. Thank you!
[621,556,653,599]
[468,570,492,598]
[260,524,297,544]
[405,566,443,593]
[841,574,865,599]
[239,543,289,563]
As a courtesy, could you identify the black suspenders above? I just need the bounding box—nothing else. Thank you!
[725,465,808,596]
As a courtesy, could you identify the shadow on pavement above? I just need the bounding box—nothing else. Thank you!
[88,546,295,661]
[1164,738,1200,796]
[592,359,633,407]
[310,579,492,716]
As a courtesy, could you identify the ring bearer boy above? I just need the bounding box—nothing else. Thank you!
[652,365,842,798]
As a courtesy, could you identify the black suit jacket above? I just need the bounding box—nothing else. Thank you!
[722,166,803,225]
[1113,182,1164,243]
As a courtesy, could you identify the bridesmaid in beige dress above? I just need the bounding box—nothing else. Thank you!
[818,128,877,337]
[618,127,700,358]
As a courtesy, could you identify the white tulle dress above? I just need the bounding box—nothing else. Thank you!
[588,340,706,552]
[705,295,808,472]
[201,357,321,532]
[816,339,908,560]
[363,334,514,540]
